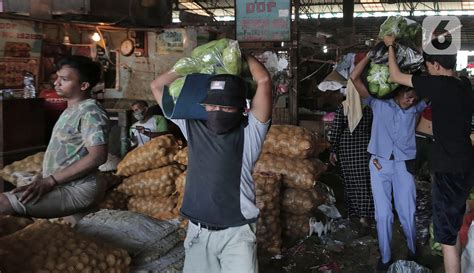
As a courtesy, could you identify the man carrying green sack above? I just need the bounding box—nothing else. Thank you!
[150,55,272,273]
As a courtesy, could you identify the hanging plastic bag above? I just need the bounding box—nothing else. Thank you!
[388,260,432,273]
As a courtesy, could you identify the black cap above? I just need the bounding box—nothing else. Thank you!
[202,74,247,108]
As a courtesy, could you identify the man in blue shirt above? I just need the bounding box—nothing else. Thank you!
[351,53,426,273]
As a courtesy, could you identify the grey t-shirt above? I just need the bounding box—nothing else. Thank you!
[172,111,270,220]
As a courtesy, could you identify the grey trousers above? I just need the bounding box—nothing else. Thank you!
[3,175,105,218]
[183,221,258,273]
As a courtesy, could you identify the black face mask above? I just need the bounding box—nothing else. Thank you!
[206,111,243,135]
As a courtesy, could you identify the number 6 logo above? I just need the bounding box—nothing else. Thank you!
[422,16,461,55]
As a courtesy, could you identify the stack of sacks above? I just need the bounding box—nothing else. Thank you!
[173,147,188,166]
[254,125,328,240]
[96,172,130,210]
[116,135,184,220]
[173,147,189,230]
[99,189,130,211]
[0,220,131,273]
[281,188,327,238]
[254,173,282,254]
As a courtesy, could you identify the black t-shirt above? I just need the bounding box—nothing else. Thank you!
[412,75,474,173]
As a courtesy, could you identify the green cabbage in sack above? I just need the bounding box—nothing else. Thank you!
[200,66,215,74]
[214,66,228,75]
[366,63,399,97]
[379,16,422,44]
[379,16,404,38]
[173,57,202,76]
[168,77,185,103]
[191,38,230,66]
[222,41,242,75]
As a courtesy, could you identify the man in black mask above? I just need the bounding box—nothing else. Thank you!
[150,55,272,273]
[203,74,247,134]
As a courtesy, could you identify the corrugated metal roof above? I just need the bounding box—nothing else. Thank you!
[177,1,474,18]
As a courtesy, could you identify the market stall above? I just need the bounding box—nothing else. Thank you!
[1,1,474,273]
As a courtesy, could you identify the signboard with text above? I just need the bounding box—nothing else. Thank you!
[156,29,185,54]
[235,0,291,42]
[0,19,43,58]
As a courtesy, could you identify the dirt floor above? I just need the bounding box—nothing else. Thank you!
[258,170,445,273]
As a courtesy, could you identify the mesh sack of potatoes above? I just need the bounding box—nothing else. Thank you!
[282,212,311,238]
[99,189,130,210]
[97,172,124,191]
[175,171,186,195]
[117,135,180,177]
[254,154,327,190]
[0,152,44,185]
[173,147,188,166]
[0,220,131,273]
[0,215,33,238]
[128,196,178,220]
[178,217,188,231]
[117,165,185,197]
[254,173,282,254]
[262,125,316,159]
[76,210,181,267]
[174,172,187,218]
[281,188,326,215]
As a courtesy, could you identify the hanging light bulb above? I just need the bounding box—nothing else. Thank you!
[63,34,71,45]
[322,45,328,54]
[63,24,71,45]
[92,32,101,42]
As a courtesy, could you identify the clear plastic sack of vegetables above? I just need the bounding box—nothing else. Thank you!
[168,76,186,103]
[363,62,400,98]
[172,57,202,76]
[172,38,242,77]
[378,16,422,47]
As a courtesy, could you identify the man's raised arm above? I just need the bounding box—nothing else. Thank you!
[150,70,180,109]
[247,55,272,123]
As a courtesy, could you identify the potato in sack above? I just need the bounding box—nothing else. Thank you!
[117,134,180,177]
[118,165,185,197]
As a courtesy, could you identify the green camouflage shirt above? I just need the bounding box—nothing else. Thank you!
[43,99,109,179]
